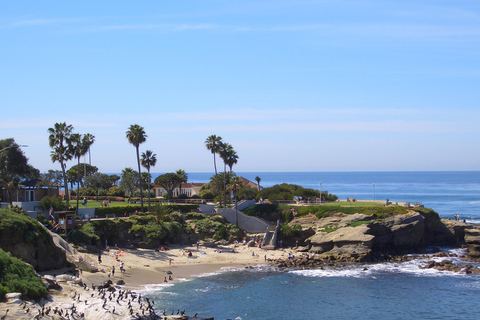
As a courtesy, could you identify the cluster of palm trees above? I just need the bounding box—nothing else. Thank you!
[48,122,95,211]
[48,123,159,213]
[126,124,158,213]
[204,134,240,207]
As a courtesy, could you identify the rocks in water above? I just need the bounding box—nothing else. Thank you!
[419,260,480,274]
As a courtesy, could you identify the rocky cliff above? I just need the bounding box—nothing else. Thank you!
[0,210,69,271]
[280,209,470,264]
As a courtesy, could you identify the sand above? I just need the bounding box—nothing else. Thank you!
[0,242,290,319]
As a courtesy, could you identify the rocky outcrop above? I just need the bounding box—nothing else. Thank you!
[0,218,69,271]
[420,259,480,274]
[283,209,460,264]
[463,226,480,261]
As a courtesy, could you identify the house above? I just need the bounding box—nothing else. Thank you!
[0,178,60,213]
[153,182,205,198]
[152,177,261,199]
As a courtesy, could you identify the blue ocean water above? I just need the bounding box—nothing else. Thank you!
[140,171,480,320]
[157,171,480,221]
[143,250,480,320]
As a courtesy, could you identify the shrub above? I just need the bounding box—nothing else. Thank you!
[40,195,67,211]
[0,248,48,299]
[185,212,207,220]
[243,204,279,217]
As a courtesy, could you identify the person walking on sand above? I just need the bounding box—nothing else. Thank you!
[112,266,115,277]
[98,253,102,264]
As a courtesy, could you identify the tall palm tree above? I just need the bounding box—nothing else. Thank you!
[255,176,261,191]
[226,148,238,173]
[70,133,95,214]
[126,124,147,212]
[227,175,243,226]
[219,142,233,206]
[205,135,222,204]
[175,169,188,197]
[205,135,222,175]
[48,122,73,204]
[141,150,157,212]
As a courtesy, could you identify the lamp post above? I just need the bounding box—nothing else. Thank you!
[373,182,375,202]
[319,181,322,204]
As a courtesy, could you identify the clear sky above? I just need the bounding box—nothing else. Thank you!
[1,1,479,174]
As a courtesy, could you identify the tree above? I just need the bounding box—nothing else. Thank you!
[48,122,73,204]
[205,135,222,176]
[0,138,38,203]
[154,173,181,201]
[70,133,95,213]
[218,142,233,207]
[205,135,222,204]
[141,150,157,212]
[227,175,243,226]
[67,163,99,188]
[255,176,261,191]
[37,170,63,197]
[126,124,147,212]
[175,169,188,197]
[119,168,139,201]
[109,174,121,186]
[84,172,111,201]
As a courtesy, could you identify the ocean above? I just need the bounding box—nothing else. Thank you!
[140,171,480,320]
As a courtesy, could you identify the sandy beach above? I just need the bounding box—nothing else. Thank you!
[0,242,289,319]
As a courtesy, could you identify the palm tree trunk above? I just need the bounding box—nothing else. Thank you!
[61,161,69,205]
[213,153,221,207]
[136,146,144,212]
[147,168,151,212]
[223,163,227,207]
[76,157,80,214]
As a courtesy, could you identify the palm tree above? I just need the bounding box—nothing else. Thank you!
[70,133,95,214]
[255,176,261,191]
[126,124,147,212]
[227,175,243,226]
[226,148,238,173]
[205,134,222,174]
[48,122,73,204]
[141,150,157,212]
[175,169,188,197]
[205,135,223,204]
[219,142,233,206]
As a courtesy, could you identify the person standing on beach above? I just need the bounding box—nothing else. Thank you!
[98,253,102,264]
[112,266,115,277]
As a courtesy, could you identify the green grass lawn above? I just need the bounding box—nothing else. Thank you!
[71,200,160,208]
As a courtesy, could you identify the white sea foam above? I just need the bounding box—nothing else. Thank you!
[143,282,175,292]
[290,249,472,279]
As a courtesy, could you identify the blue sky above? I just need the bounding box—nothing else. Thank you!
[1,1,479,173]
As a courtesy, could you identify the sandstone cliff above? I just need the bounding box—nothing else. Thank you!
[0,210,69,271]
[284,209,465,263]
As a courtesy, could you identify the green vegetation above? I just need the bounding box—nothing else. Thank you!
[296,204,412,219]
[281,224,302,237]
[0,208,52,244]
[0,248,47,299]
[346,220,371,227]
[321,225,337,233]
[40,195,68,211]
[242,202,415,223]
[257,183,338,202]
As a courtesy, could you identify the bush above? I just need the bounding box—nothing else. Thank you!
[40,195,67,211]
[107,186,125,197]
[0,248,48,299]
[243,204,279,217]
[185,212,206,220]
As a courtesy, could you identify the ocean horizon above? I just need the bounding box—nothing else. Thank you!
[107,171,480,222]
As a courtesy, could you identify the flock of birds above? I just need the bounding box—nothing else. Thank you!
[1,281,204,320]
